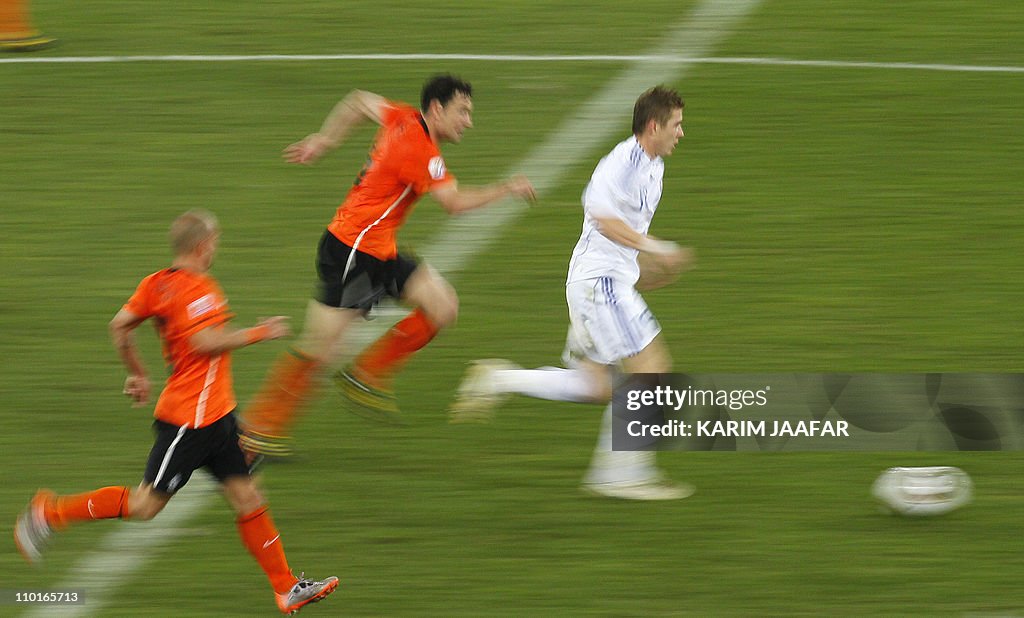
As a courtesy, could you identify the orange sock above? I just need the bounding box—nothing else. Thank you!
[243,350,319,439]
[237,506,298,594]
[353,309,440,386]
[0,0,33,37]
[47,487,131,529]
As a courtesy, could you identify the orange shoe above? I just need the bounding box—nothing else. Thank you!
[275,574,339,614]
[14,490,56,564]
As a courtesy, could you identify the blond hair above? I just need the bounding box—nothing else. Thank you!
[169,209,219,255]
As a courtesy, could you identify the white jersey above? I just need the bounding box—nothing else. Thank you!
[567,136,664,286]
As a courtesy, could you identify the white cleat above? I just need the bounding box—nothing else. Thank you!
[448,359,519,424]
[275,573,339,615]
[581,478,695,501]
[14,490,55,564]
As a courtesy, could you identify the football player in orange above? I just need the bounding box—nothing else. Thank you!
[0,0,55,51]
[14,210,338,615]
[240,74,535,457]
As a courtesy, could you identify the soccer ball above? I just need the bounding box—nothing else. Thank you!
[871,466,972,517]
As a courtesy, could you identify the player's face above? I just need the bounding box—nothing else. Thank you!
[438,93,474,143]
[653,108,684,157]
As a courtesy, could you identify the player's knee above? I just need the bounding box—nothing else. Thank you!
[588,380,613,404]
[434,295,458,328]
[235,491,265,516]
[127,494,167,521]
[422,290,458,329]
[223,477,265,515]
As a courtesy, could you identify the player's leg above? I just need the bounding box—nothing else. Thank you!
[0,0,55,50]
[574,279,692,500]
[448,280,615,422]
[211,413,338,614]
[339,261,454,421]
[242,232,363,457]
[449,356,612,424]
[582,335,693,500]
[14,420,192,563]
[13,485,135,563]
[243,299,360,456]
[348,262,454,385]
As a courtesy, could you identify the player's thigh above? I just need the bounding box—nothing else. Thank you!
[143,421,206,497]
[296,299,360,361]
[400,264,458,327]
[566,278,661,366]
[621,333,672,374]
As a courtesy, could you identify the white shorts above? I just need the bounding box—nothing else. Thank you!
[562,277,661,366]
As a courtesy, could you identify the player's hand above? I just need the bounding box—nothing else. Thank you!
[657,244,695,273]
[505,175,536,203]
[255,316,291,340]
[123,375,151,408]
[283,134,333,165]
[637,244,695,291]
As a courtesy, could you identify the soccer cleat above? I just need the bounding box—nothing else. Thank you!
[335,368,404,425]
[0,32,57,52]
[14,490,56,564]
[275,574,339,615]
[580,478,695,501]
[447,359,519,424]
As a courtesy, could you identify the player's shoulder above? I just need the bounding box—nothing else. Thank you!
[383,102,421,128]
[146,268,218,300]
[382,103,434,151]
[604,136,638,159]
[594,136,643,174]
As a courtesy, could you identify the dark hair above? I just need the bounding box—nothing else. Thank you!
[420,74,473,112]
[632,86,684,135]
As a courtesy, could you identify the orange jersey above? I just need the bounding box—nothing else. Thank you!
[327,102,455,259]
[123,268,236,428]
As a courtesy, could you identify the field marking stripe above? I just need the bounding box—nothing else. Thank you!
[25,1,760,615]
[421,0,763,274]
[2,53,1023,73]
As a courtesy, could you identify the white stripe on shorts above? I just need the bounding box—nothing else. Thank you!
[153,425,188,488]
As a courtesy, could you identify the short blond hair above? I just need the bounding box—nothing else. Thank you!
[169,209,219,255]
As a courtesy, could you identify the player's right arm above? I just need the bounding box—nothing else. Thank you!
[109,308,151,407]
[189,316,291,355]
[284,90,390,165]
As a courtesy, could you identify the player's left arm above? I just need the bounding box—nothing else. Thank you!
[593,215,695,284]
[430,175,536,214]
[109,308,152,407]
[189,316,291,355]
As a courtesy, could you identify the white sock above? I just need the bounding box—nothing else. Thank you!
[491,367,599,403]
[583,403,660,485]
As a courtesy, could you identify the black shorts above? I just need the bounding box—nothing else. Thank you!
[143,412,249,494]
[315,229,419,311]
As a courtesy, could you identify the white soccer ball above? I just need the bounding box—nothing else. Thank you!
[871,466,972,517]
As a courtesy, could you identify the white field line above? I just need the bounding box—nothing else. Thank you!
[24,1,760,615]
[2,53,1022,74]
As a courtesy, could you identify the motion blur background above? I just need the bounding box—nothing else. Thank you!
[2,1,1022,615]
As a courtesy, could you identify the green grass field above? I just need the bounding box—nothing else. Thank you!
[2,1,1023,615]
